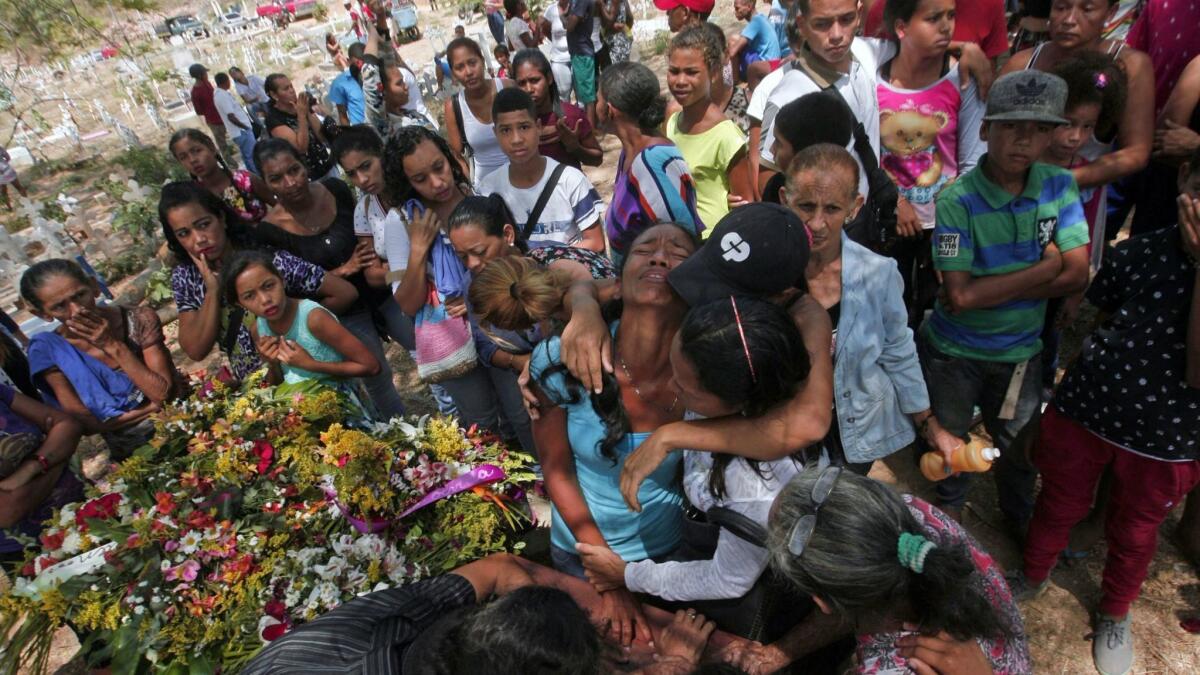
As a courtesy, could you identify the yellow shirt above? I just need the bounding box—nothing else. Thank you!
[666,113,748,238]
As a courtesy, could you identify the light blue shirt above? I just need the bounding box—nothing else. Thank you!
[530,326,683,561]
[769,0,791,57]
[328,70,366,125]
[741,14,782,60]
[834,236,931,462]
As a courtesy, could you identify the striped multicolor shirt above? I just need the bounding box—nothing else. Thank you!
[605,143,703,264]
[925,158,1089,362]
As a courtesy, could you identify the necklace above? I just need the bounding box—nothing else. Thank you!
[618,355,679,415]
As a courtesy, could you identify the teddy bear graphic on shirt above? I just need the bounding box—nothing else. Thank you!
[880,102,951,203]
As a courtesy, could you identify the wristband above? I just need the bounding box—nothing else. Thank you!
[917,415,934,438]
[35,454,51,474]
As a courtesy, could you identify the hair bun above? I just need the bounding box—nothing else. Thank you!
[638,94,667,132]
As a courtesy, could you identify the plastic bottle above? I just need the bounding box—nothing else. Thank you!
[920,436,1001,482]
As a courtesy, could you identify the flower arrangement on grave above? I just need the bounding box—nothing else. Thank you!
[0,369,536,674]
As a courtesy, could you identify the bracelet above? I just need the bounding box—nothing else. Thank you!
[35,454,51,474]
[917,415,934,437]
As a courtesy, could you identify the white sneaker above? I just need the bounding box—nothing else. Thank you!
[1091,613,1134,675]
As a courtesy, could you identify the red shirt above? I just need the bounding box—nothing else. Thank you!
[538,101,593,169]
[1126,0,1200,116]
[191,80,224,126]
[864,0,1009,59]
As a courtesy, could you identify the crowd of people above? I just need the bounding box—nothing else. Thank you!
[2,0,1199,673]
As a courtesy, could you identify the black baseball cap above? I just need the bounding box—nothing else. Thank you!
[669,203,811,307]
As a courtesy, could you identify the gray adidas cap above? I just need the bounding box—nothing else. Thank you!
[984,70,1068,125]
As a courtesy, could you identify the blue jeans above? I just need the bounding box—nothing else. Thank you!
[486,11,505,47]
[233,129,258,174]
[340,311,407,420]
[917,329,1041,526]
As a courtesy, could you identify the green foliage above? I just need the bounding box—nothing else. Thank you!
[112,145,187,186]
[653,30,670,56]
[312,2,329,21]
[282,36,299,52]
[0,0,158,55]
[3,213,31,234]
[145,266,174,307]
[95,247,151,283]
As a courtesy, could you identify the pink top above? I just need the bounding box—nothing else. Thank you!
[877,66,986,229]
[1126,0,1200,115]
[858,496,1032,675]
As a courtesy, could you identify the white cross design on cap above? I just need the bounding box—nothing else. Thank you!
[721,232,751,262]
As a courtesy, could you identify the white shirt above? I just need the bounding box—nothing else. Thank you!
[506,16,533,51]
[214,87,253,132]
[747,65,787,123]
[477,157,604,248]
[625,450,803,601]
[384,207,414,292]
[236,75,268,104]
[542,3,571,63]
[400,67,437,129]
[353,194,394,258]
[760,38,892,170]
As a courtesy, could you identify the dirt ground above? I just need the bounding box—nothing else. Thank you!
[7,4,1199,675]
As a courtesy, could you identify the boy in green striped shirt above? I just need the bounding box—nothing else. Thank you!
[917,70,1090,531]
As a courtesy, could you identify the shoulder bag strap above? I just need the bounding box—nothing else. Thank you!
[521,162,568,242]
[453,96,472,157]
[221,307,246,355]
[705,506,769,547]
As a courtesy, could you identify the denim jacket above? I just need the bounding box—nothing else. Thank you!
[835,236,931,462]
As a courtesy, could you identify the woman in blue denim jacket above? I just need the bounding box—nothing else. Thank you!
[784,144,961,474]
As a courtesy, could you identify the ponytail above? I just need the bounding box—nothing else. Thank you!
[767,470,1015,642]
[468,256,573,332]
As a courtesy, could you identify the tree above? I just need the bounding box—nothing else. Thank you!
[0,0,157,56]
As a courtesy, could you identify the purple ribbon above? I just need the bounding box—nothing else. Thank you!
[399,464,506,518]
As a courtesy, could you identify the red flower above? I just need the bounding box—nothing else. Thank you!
[253,440,275,475]
[336,454,350,468]
[261,621,289,642]
[40,530,65,551]
[155,491,178,515]
[263,599,288,620]
[186,510,216,531]
[76,493,123,529]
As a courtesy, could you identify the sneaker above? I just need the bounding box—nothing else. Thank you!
[1005,571,1048,602]
[1091,613,1134,675]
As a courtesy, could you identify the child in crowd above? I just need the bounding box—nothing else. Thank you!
[494,44,512,80]
[1008,151,1200,675]
[477,88,606,251]
[511,49,603,168]
[728,0,782,91]
[1044,52,1127,273]
[920,70,1090,528]
[760,90,855,204]
[878,0,987,233]
[665,26,754,233]
[878,0,987,325]
[223,251,380,389]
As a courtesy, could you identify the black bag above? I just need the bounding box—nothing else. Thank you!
[845,118,900,249]
[671,504,810,643]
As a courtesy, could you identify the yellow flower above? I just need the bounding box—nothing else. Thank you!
[424,417,470,463]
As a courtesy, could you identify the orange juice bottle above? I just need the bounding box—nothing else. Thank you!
[920,436,1001,482]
